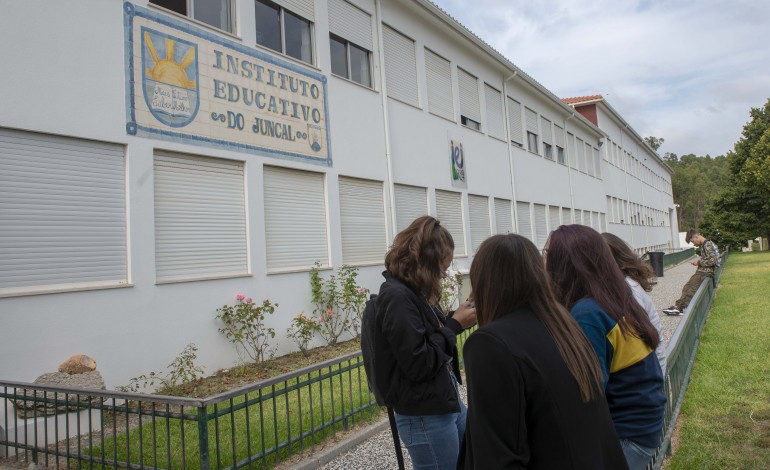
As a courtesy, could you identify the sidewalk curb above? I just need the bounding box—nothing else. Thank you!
[284,417,390,470]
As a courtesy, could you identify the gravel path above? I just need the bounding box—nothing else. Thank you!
[314,257,697,470]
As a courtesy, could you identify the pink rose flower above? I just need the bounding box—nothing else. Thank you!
[319,317,324,323]
[235,294,245,301]
[244,297,253,304]
[357,287,366,294]
[326,309,333,316]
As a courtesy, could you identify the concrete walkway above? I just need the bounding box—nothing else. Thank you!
[297,258,698,470]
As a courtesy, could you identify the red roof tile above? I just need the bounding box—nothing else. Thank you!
[562,95,604,105]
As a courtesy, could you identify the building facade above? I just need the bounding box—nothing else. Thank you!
[0,0,677,388]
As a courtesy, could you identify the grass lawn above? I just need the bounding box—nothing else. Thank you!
[667,251,770,469]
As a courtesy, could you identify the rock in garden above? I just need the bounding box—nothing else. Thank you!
[14,371,106,419]
[58,354,97,374]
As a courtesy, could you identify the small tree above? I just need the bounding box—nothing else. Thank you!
[286,312,320,356]
[216,295,277,368]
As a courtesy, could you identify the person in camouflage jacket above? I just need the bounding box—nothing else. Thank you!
[663,229,719,316]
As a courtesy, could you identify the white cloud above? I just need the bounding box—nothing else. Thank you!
[432,0,770,157]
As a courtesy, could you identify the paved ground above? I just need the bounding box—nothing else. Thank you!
[1,259,697,470]
[302,258,699,470]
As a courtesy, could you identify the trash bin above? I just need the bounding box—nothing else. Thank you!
[647,251,665,277]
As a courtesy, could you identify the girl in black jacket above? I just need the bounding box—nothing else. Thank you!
[371,216,476,469]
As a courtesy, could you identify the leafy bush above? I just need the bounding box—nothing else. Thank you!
[216,295,277,367]
[287,312,321,356]
[310,263,367,345]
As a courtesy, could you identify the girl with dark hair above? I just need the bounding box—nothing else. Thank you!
[602,232,667,373]
[371,216,476,469]
[458,234,627,469]
[544,225,665,470]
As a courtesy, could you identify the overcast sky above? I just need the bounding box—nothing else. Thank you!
[432,0,770,158]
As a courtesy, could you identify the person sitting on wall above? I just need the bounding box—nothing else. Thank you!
[662,229,719,316]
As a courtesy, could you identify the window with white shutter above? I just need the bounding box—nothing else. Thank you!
[507,97,523,146]
[525,107,539,154]
[458,68,481,130]
[484,84,504,140]
[383,25,418,106]
[516,201,532,241]
[329,0,373,87]
[576,137,585,172]
[585,142,594,176]
[567,132,577,169]
[548,205,560,232]
[562,207,572,225]
[0,128,127,296]
[600,213,607,231]
[435,190,466,256]
[425,48,454,120]
[494,198,513,234]
[533,203,547,249]
[468,194,490,254]
[541,116,553,160]
[593,147,602,178]
[154,151,247,282]
[338,176,386,265]
[394,183,428,232]
[263,166,329,272]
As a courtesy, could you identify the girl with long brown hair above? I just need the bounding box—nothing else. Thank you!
[458,234,626,469]
[370,216,476,469]
[602,232,667,373]
[545,225,665,470]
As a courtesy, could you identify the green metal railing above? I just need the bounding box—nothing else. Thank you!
[662,247,696,269]
[2,352,380,469]
[649,249,728,470]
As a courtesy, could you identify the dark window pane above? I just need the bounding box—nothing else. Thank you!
[461,116,480,131]
[255,0,281,53]
[349,43,371,87]
[330,35,348,78]
[193,0,232,32]
[151,0,186,16]
[284,10,313,63]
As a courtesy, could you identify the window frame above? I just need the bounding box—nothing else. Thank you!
[329,33,372,88]
[151,0,236,33]
[255,0,314,65]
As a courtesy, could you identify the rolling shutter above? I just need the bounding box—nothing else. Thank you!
[484,84,504,139]
[540,116,552,145]
[275,0,315,21]
[516,201,532,241]
[329,0,372,50]
[533,203,547,249]
[468,194,490,254]
[494,198,513,234]
[435,190,465,256]
[507,97,523,145]
[567,133,576,169]
[548,205,560,232]
[525,107,538,134]
[264,166,329,271]
[425,49,454,120]
[576,138,585,172]
[458,68,480,123]
[0,128,126,294]
[383,25,418,106]
[154,151,247,282]
[554,124,564,147]
[562,207,572,225]
[394,183,428,232]
[338,176,386,264]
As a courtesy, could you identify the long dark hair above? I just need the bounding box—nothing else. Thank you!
[602,232,656,292]
[385,216,454,304]
[545,225,659,349]
[470,234,603,402]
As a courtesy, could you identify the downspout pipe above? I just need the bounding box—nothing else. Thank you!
[374,0,397,242]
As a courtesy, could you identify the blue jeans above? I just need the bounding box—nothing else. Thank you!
[621,438,656,470]
[394,400,467,470]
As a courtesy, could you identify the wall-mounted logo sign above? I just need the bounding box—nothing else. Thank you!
[450,140,467,188]
[124,2,331,166]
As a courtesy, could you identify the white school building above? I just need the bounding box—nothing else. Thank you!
[0,0,678,388]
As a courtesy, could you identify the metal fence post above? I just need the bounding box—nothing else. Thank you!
[197,405,210,470]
